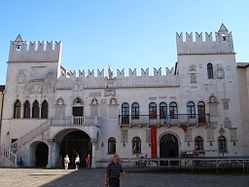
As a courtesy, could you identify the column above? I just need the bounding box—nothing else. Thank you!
[91,141,96,168]
[47,140,59,168]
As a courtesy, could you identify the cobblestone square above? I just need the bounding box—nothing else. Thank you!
[0,168,248,187]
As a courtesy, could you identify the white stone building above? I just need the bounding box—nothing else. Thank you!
[1,24,249,168]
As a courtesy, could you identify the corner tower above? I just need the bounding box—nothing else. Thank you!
[176,23,234,55]
[6,35,62,89]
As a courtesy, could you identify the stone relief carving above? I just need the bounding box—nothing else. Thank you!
[216,64,225,79]
[104,89,116,97]
[17,69,27,83]
[184,128,192,142]
[189,64,197,71]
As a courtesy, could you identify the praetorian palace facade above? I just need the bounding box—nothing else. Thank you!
[1,24,249,168]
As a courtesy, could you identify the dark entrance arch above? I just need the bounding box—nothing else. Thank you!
[35,142,48,167]
[60,130,91,169]
[160,134,179,165]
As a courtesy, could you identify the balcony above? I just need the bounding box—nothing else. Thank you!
[50,116,100,127]
[119,114,210,128]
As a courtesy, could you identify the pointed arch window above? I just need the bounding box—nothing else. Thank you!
[207,63,214,79]
[56,98,64,105]
[41,100,48,118]
[159,102,167,119]
[13,100,21,118]
[121,103,129,124]
[32,100,40,118]
[198,101,206,123]
[149,102,157,119]
[187,101,196,119]
[73,97,83,106]
[218,136,227,153]
[169,102,178,119]
[131,102,139,119]
[108,137,116,154]
[23,100,30,118]
[132,137,141,154]
[195,136,204,150]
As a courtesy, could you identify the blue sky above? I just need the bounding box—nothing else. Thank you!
[0,0,248,84]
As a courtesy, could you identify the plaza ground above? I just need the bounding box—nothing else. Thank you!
[0,168,248,187]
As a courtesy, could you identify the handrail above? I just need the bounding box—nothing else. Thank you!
[51,116,99,126]
[119,114,210,126]
[2,147,17,165]
[11,120,50,149]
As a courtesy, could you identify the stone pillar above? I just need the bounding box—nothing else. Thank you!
[47,140,59,168]
[91,140,97,168]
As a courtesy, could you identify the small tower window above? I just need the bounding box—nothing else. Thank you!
[222,34,226,41]
[207,63,214,79]
[16,44,21,51]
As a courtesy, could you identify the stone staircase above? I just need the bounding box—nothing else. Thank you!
[3,120,50,166]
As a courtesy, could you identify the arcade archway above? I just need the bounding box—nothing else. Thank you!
[35,142,49,167]
[160,133,179,165]
[60,130,91,168]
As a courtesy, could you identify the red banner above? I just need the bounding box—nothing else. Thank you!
[150,127,157,158]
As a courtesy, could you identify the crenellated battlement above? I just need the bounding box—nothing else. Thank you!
[9,34,62,62]
[60,67,176,79]
[57,66,179,89]
[176,24,234,55]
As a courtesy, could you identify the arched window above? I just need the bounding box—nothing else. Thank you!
[195,136,204,150]
[187,101,195,119]
[41,100,48,118]
[23,100,30,118]
[207,63,214,79]
[218,136,227,153]
[159,102,167,119]
[198,101,206,123]
[32,100,40,118]
[73,97,83,105]
[110,98,117,105]
[132,137,141,154]
[13,100,21,118]
[91,98,98,105]
[149,102,157,119]
[108,137,116,154]
[121,103,129,124]
[131,102,139,119]
[169,102,178,119]
[56,98,64,105]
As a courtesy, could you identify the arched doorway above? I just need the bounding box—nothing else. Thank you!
[35,142,49,167]
[60,130,91,169]
[160,134,179,165]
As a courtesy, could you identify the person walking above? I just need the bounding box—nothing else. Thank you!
[104,154,128,187]
[75,154,80,170]
[85,154,91,168]
[64,155,70,169]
